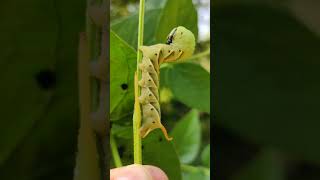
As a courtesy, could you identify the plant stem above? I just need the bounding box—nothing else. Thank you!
[110,134,123,168]
[133,0,145,164]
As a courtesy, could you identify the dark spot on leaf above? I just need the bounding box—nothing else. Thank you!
[121,83,128,90]
[35,69,56,90]
[155,53,157,56]
[151,108,154,111]
[159,137,163,142]
[148,79,151,82]
[149,94,152,96]
[142,145,144,150]
[152,121,155,124]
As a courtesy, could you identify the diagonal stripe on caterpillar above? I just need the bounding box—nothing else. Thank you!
[138,26,195,141]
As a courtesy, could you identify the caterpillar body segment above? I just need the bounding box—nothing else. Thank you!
[138,26,195,141]
[139,87,158,104]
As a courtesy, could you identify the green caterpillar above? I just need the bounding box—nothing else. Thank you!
[138,26,195,141]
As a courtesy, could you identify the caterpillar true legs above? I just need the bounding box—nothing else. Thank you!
[137,26,195,141]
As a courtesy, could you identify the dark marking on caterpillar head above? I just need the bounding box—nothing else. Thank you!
[166,27,177,45]
[152,121,155,124]
[121,83,128,90]
[35,69,56,90]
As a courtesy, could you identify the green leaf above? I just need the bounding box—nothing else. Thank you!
[156,0,198,42]
[181,165,210,180]
[111,9,162,48]
[231,149,285,180]
[115,130,182,180]
[201,144,210,167]
[145,0,167,10]
[161,63,210,113]
[110,31,136,121]
[171,109,201,164]
[213,4,320,164]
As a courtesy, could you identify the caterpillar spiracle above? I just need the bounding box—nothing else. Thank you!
[137,26,195,141]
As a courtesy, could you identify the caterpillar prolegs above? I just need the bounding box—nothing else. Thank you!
[137,26,195,141]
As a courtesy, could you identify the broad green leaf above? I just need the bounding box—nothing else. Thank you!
[146,0,167,10]
[114,130,182,180]
[110,31,136,121]
[181,165,210,180]
[213,4,320,164]
[161,63,210,113]
[231,149,285,180]
[201,144,210,167]
[156,0,198,42]
[111,9,162,48]
[171,109,201,163]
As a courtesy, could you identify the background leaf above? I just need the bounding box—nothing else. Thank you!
[201,144,210,167]
[161,63,210,113]
[171,109,201,164]
[213,4,320,164]
[111,9,162,48]
[156,0,198,42]
[110,31,136,121]
[182,165,210,180]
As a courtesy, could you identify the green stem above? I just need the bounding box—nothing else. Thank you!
[133,0,145,164]
[110,134,123,168]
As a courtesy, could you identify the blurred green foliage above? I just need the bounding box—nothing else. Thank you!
[213,1,320,180]
[0,0,86,179]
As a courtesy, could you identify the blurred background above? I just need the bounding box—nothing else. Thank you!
[0,0,86,179]
[213,0,320,179]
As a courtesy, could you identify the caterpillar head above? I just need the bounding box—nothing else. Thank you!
[140,119,173,141]
[166,26,195,60]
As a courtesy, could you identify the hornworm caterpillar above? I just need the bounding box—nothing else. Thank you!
[138,26,195,141]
